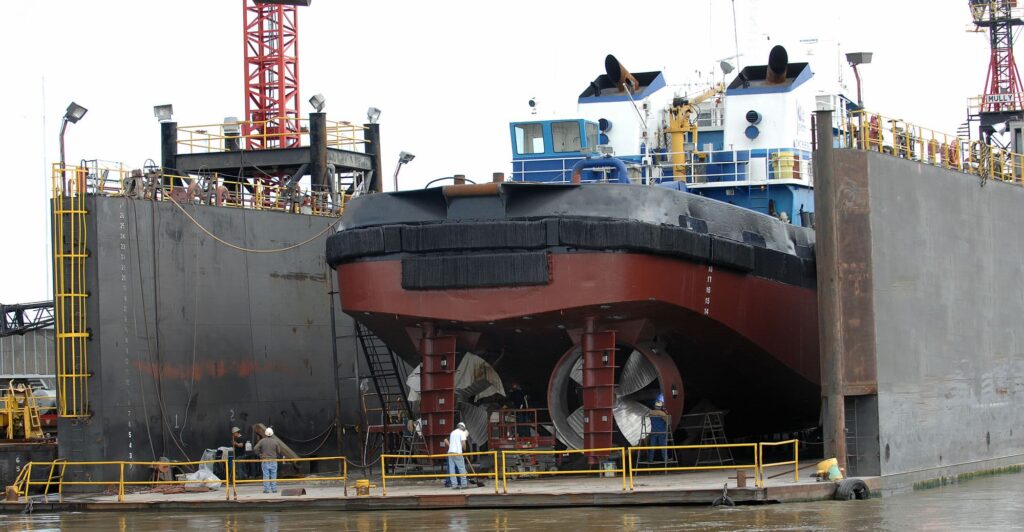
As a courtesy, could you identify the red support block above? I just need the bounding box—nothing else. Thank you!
[418,328,456,455]
[582,329,616,461]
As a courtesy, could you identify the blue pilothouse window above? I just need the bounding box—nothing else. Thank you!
[552,121,582,153]
[585,121,598,149]
[515,123,545,154]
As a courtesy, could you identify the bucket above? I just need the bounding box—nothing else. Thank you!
[355,479,372,496]
[601,461,617,478]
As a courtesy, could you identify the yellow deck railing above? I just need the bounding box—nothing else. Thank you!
[231,456,347,499]
[15,459,230,502]
[380,451,499,496]
[759,439,800,484]
[176,117,369,154]
[843,109,1024,185]
[501,447,629,494]
[628,443,762,489]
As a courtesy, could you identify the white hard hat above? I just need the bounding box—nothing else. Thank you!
[264,427,274,437]
[457,422,466,429]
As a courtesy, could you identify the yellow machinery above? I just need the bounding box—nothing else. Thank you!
[0,381,45,440]
[666,83,724,179]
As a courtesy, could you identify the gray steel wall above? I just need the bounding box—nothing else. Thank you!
[862,152,1024,476]
[0,328,54,378]
[59,196,361,477]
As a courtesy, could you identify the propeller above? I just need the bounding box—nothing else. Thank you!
[548,343,683,449]
[406,352,505,443]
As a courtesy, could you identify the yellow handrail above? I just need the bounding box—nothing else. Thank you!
[380,451,499,496]
[231,455,348,499]
[759,439,800,484]
[18,459,231,502]
[628,443,762,489]
[500,447,629,494]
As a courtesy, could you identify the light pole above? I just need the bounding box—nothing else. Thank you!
[845,52,873,108]
[392,151,415,191]
[59,102,88,170]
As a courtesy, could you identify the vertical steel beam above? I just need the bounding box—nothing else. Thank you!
[813,110,847,471]
[362,123,383,193]
[309,112,327,191]
[581,317,615,462]
[418,322,456,454]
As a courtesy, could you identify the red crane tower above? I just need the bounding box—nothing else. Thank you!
[969,0,1024,140]
[243,0,309,150]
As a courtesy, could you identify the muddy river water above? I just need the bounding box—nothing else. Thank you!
[1,472,1021,531]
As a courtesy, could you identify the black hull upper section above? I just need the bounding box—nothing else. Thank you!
[328,183,816,290]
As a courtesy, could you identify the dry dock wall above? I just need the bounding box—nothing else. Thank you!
[58,196,362,479]
[822,149,1024,486]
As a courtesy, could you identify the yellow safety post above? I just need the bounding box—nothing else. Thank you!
[381,455,387,496]
[223,458,230,501]
[118,463,125,502]
[627,447,634,491]
[619,448,628,491]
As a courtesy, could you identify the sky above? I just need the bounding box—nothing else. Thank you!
[0,0,989,303]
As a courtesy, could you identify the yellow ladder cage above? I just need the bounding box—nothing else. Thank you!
[51,164,90,418]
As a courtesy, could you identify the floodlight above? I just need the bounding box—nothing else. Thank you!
[367,107,382,124]
[845,52,873,66]
[392,151,415,190]
[309,93,326,113]
[720,61,735,75]
[223,117,241,137]
[153,104,174,122]
[64,102,88,124]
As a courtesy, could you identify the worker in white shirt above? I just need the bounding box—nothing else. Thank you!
[443,422,469,489]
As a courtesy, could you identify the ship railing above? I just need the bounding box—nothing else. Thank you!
[152,174,346,217]
[843,109,1024,185]
[509,148,812,185]
[380,450,499,496]
[500,447,630,494]
[627,442,762,489]
[176,117,369,154]
[231,455,348,499]
[10,458,231,502]
[759,439,800,484]
[50,163,346,218]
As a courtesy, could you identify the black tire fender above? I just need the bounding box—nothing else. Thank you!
[834,478,870,500]
[711,495,736,507]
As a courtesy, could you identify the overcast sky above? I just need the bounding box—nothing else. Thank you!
[1,0,985,303]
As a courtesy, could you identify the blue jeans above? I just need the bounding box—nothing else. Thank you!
[646,434,667,462]
[447,455,467,488]
[261,460,278,492]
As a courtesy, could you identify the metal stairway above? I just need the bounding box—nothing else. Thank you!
[355,321,413,424]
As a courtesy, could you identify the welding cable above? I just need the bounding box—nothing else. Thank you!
[165,195,338,253]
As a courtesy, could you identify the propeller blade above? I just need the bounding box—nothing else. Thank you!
[457,379,492,402]
[406,365,422,393]
[619,350,658,397]
[613,398,652,446]
[458,402,490,446]
[570,356,583,385]
[564,407,585,448]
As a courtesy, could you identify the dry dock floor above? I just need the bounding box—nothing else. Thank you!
[2,465,865,513]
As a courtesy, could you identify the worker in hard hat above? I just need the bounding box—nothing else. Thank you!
[646,401,670,463]
[442,422,469,489]
[252,427,283,494]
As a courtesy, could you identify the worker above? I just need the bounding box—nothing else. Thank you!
[252,427,283,494]
[646,401,670,464]
[509,383,531,437]
[442,422,469,490]
[229,426,249,479]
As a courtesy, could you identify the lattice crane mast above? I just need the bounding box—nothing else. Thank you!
[969,0,1024,141]
[242,0,310,151]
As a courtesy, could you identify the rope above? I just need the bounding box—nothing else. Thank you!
[165,196,339,253]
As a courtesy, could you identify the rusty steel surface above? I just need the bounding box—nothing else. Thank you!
[338,252,819,386]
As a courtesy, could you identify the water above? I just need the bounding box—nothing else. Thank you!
[2,473,1021,531]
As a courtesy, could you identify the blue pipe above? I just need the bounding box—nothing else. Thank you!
[570,156,629,184]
